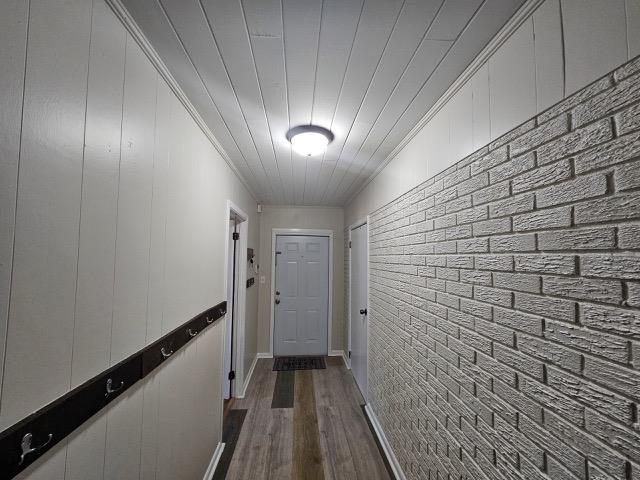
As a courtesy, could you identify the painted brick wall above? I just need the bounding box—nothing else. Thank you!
[368,56,640,480]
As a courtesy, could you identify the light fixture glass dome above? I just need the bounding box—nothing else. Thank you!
[286,125,334,156]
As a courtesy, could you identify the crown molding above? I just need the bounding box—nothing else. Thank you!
[345,0,546,206]
[104,0,258,201]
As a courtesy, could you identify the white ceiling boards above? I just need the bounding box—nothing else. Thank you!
[122,0,526,205]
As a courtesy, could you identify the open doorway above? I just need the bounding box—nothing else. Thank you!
[223,201,249,403]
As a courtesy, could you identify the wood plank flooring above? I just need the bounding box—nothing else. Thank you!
[222,356,391,480]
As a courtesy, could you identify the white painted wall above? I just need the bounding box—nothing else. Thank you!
[257,206,345,354]
[345,0,640,225]
[0,0,259,478]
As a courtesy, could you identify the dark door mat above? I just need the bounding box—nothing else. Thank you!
[213,408,247,480]
[273,356,326,371]
[271,370,295,408]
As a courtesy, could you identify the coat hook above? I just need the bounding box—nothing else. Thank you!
[161,346,173,358]
[206,316,213,324]
[19,432,52,465]
[188,328,198,337]
[105,378,124,397]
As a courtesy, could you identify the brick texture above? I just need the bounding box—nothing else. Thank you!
[363,56,640,480]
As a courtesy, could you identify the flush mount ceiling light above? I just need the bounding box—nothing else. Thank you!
[286,125,334,156]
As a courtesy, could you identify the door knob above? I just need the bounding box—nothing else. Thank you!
[276,291,280,295]
[275,299,280,305]
[360,308,367,315]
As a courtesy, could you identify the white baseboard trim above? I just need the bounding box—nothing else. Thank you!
[235,354,258,398]
[203,442,225,480]
[364,405,406,480]
[328,349,343,356]
[256,352,273,359]
[342,351,350,369]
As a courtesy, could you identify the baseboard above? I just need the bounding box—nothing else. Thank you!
[235,355,258,399]
[342,351,350,369]
[203,442,225,480]
[256,352,273,359]
[364,405,406,480]
[328,349,350,369]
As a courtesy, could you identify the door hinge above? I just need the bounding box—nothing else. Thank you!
[348,351,351,358]
[232,232,239,241]
[349,241,352,248]
[228,370,236,381]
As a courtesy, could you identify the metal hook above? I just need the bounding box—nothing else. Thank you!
[105,378,124,397]
[19,432,52,465]
[188,328,198,338]
[206,316,213,324]
[161,346,173,358]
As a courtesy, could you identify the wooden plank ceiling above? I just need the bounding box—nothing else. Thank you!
[122,0,525,206]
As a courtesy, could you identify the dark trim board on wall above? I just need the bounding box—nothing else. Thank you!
[0,301,226,480]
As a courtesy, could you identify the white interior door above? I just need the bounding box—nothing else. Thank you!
[274,235,329,356]
[350,223,368,400]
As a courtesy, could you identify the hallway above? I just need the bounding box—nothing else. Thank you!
[217,357,391,480]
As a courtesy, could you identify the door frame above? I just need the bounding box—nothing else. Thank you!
[223,200,249,398]
[348,216,370,392]
[269,228,333,357]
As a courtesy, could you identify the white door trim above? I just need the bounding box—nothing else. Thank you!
[223,200,248,400]
[269,228,333,356]
[348,216,370,398]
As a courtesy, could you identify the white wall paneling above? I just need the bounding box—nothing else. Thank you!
[471,62,491,149]
[561,0,627,95]
[0,0,29,406]
[629,0,640,58]
[72,0,127,388]
[488,17,536,140]
[110,35,157,365]
[0,0,260,478]
[532,0,564,112]
[0,0,92,429]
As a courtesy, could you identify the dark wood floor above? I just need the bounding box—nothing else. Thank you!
[220,356,391,479]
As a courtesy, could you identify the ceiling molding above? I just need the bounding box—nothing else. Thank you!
[344,0,546,206]
[104,0,259,201]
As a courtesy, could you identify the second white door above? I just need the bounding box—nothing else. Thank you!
[350,223,368,400]
[274,235,329,356]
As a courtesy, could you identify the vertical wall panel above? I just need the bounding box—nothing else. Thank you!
[145,79,171,345]
[0,0,91,428]
[71,0,126,388]
[140,373,160,480]
[628,0,640,59]
[110,36,157,365]
[448,82,474,164]
[65,414,107,480]
[488,18,536,140]
[533,0,564,113]
[471,63,491,150]
[0,0,28,406]
[103,385,144,480]
[561,0,627,95]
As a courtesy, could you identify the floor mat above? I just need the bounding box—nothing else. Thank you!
[273,356,326,371]
[271,370,295,408]
[213,409,247,480]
